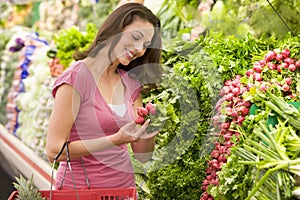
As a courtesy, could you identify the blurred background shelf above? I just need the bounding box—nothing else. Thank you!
[0,124,55,198]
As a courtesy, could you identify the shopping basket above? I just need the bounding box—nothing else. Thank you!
[8,187,136,200]
[8,141,137,200]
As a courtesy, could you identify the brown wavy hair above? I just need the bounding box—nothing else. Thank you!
[73,3,162,89]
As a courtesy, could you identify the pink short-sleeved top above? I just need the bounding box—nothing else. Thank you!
[52,60,141,189]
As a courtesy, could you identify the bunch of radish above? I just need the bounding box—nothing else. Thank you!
[200,75,251,200]
[135,102,157,125]
[246,48,300,95]
[200,48,300,200]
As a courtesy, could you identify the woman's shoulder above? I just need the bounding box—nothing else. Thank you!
[57,61,90,80]
[52,61,92,98]
[63,60,87,73]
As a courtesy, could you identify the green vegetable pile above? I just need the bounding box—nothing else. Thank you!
[206,36,300,199]
[52,23,97,69]
[139,31,300,199]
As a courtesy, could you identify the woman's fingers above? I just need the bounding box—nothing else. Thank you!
[136,119,160,138]
[135,119,150,138]
[140,130,159,139]
[141,119,151,127]
[120,120,158,142]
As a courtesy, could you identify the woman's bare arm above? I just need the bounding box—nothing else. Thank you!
[46,84,120,162]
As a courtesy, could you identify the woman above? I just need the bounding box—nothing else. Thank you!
[46,3,162,189]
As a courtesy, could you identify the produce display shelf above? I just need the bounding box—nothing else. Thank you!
[0,124,54,190]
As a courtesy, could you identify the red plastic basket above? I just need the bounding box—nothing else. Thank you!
[8,187,137,200]
[8,142,137,200]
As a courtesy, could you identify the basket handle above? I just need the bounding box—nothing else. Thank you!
[50,141,81,200]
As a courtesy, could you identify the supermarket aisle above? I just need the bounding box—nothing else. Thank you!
[0,152,16,200]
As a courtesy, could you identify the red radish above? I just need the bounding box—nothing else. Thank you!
[282,84,290,92]
[243,101,251,107]
[202,179,209,185]
[288,64,296,72]
[137,107,148,117]
[246,69,254,76]
[149,107,156,115]
[236,81,242,88]
[206,168,212,174]
[225,93,234,101]
[145,102,155,111]
[259,60,266,66]
[224,80,232,86]
[224,141,233,148]
[267,63,276,70]
[220,129,228,136]
[284,58,294,65]
[214,141,221,147]
[231,79,238,87]
[217,155,224,162]
[232,87,240,96]
[226,147,231,155]
[218,161,225,168]
[276,53,284,62]
[229,85,235,92]
[253,62,263,72]
[285,78,292,85]
[235,75,242,80]
[237,115,245,123]
[218,146,226,154]
[281,48,290,58]
[210,150,219,158]
[223,86,231,95]
[222,122,230,130]
[277,65,282,73]
[219,155,227,162]
[211,179,219,185]
[260,83,269,92]
[281,63,289,69]
[202,193,209,198]
[219,88,225,96]
[210,171,217,178]
[210,159,218,165]
[231,109,238,118]
[253,73,262,81]
[296,60,300,68]
[212,163,219,170]
[135,115,145,124]
[223,133,232,141]
[264,50,277,62]
[239,106,249,115]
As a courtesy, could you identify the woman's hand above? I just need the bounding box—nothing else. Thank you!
[116,119,158,144]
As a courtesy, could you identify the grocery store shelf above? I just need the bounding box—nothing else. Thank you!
[0,124,55,190]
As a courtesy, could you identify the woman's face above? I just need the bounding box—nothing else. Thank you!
[113,18,154,66]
